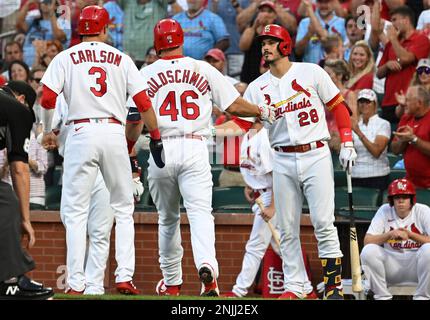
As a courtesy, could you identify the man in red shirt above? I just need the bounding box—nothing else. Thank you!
[391,85,430,189]
[377,6,430,125]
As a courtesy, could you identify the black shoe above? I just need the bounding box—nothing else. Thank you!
[0,275,54,300]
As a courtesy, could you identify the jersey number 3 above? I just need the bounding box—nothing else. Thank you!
[159,90,200,121]
[88,67,107,97]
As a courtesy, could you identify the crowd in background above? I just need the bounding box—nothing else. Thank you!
[0,0,430,207]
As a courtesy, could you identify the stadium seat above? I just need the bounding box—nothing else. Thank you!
[389,170,407,183]
[387,153,402,168]
[212,187,250,211]
[137,149,150,169]
[45,185,62,210]
[416,189,430,207]
[334,169,347,187]
[335,187,381,220]
[211,166,223,187]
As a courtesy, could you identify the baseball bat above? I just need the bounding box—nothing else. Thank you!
[346,169,363,292]
[255,197,281,251]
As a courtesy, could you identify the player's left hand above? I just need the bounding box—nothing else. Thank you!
[339,141,357,174]
[150,138,165,168]
[132,177,144,203]
[258,103,276,124]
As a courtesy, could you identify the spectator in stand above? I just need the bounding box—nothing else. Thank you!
[28,66,46,134]
[324,59,355,153]
[119,0,168,68]
[236,0,297,34]
[396,59,430,119]
[16,0,71,67]
[324,59,357,119]
[8,60,31,83]
[1,41,24,79]
[141,47,159,69]
[299,0,350,19]
[103,0,124,51]
[32,39,63,68]
[319,34,344,68]
[295,0,347,64]
[343,15,366,62]
[208,0,250,78]
[173,0,230,60]
[346,41,374,92]
[417,0,430,38]
[239,1,294,84]
[391,85,430,189]
[376,6,430,125]
[350,0,407,22]
[204,48,239,85]
[351,89,391,192]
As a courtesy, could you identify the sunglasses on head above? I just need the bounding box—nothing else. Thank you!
[417,67,430,75]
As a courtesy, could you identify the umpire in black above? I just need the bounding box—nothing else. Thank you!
[0,81,53,300]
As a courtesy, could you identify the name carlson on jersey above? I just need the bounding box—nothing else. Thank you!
[146,70,210,98]
[70,50,122,66]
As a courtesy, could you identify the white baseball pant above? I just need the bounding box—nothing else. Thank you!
[232,189,281,297]
[61,121,135,291]
[83,170,114,294]
[361,243,430,300]
[273,145,342,295]
[148,137,218,286]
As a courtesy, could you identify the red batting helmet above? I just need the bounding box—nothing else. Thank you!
[258,24,292,56]
[78,5,110,36]
[153,19,184,54]
[387,178,416,206]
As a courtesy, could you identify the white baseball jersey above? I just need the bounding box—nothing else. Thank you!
[41,41,147,124]
[139,57,240,137]
[367,203,430,253]
[239,127,273,190]
[243,63,341,147]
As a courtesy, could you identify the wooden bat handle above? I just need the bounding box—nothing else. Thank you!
[255,197,281,250]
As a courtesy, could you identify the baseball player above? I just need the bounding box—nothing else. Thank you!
[223,120,304,298]
[361,178,430,300]
[243,24,357,300]
[43,94,115,295]
[138,19,274,297]
[39,6,163,295]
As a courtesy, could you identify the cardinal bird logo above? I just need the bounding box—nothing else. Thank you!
[264,94,271,105]
[291,79,311,98]
[410,223,422,235]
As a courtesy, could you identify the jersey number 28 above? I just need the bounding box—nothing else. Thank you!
[159,90,200,121]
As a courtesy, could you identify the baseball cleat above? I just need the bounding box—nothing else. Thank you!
[155,279,181,296]
[65,288,84,295]
[220,291,239,298]
[278,290,319,300]
[199,264,219,297]
[324,287,344,300]
[116,280,140,295]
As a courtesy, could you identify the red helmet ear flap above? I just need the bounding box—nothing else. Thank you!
[257,24,292,56]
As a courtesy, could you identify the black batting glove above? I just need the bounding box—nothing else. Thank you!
[150,138,165,168]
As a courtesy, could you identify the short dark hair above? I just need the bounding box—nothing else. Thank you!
[390,6,416,26]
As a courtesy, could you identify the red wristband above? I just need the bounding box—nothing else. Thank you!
[149,128,161,140]
[339,128,353,143]
[126,138,137,154]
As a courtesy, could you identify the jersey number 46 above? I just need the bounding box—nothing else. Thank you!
[159,90,200,121]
